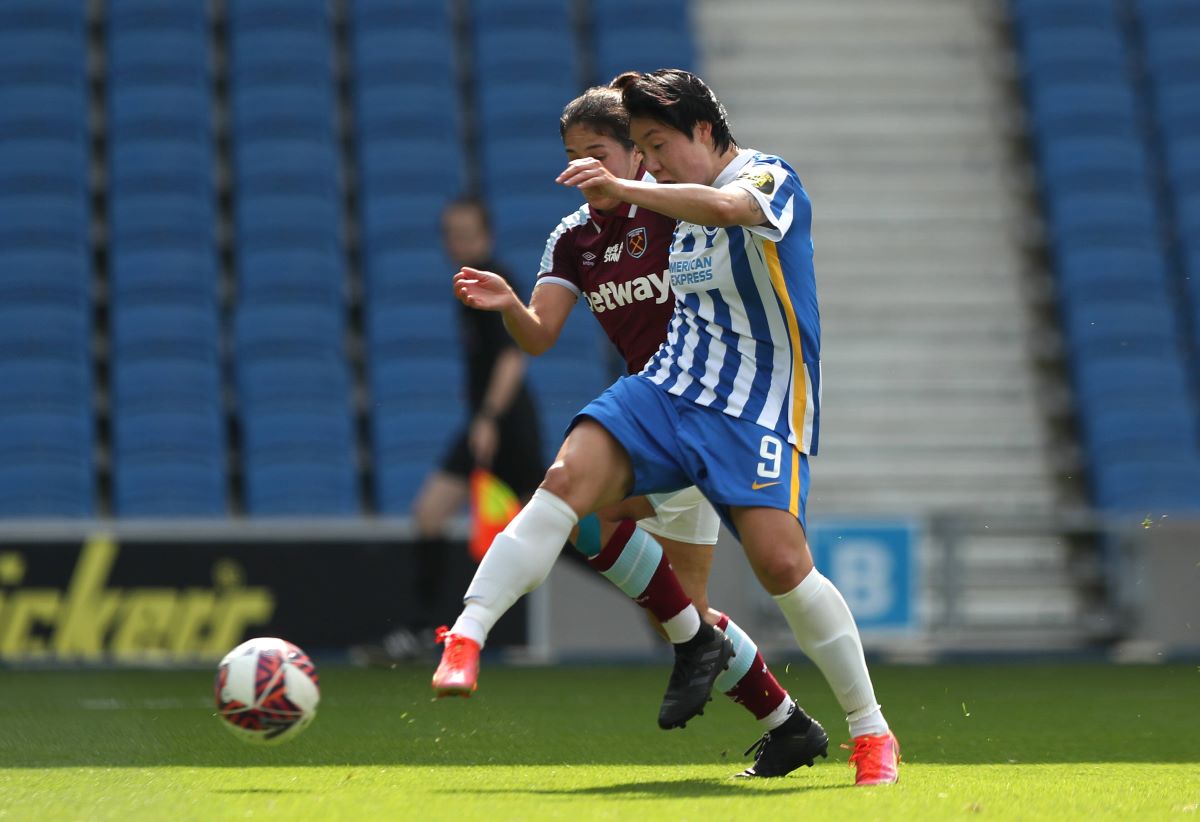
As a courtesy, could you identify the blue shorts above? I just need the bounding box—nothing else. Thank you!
[572,375,811,538]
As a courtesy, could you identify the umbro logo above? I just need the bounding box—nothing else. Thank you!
[582,251,596,267]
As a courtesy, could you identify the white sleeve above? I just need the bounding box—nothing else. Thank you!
[723,163,797,242]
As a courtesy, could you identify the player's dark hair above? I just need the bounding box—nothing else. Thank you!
[442,195,492,233]
[610,69,736,154]
[559,87,635,150]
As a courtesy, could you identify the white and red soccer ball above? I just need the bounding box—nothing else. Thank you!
[214,637,320,745]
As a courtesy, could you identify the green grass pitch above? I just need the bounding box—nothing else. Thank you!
[0,662,1196,820]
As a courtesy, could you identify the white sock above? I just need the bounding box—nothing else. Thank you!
[449,488,577,648]
[773,569,889,738]
[659,606,701,644]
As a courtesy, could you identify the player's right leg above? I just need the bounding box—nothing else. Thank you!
[432,419,633,695]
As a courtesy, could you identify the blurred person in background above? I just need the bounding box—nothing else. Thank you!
[375,198,543,659]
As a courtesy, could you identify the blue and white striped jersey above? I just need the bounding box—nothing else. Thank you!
[641,149,822,454]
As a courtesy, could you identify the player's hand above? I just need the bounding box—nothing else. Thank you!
[453,267,518,312]
[468,415,499,468]
[556,157,624,200]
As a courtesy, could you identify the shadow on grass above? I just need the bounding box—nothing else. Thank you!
[436,777,856,799]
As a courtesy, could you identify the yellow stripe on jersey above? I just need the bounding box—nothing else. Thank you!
[789,447,800,517]
[763,240,806,449]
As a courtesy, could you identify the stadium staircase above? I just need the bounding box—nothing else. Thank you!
[694,0,1105,644]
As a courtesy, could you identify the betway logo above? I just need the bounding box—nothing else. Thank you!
[583,271,671,313]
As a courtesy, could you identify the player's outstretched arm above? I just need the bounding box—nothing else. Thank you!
[556,158,764,228]
[452,267,574,356]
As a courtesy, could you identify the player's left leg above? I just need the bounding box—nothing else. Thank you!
[731,505,899,785]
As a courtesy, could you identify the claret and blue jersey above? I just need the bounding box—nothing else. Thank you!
[642,149,822,455]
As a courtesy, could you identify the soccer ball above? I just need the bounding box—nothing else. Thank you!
[214,637,320,745]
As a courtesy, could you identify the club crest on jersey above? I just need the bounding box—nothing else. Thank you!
[737,170,775,195]
[625,226,647,259]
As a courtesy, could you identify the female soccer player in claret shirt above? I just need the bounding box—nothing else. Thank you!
[437,87,827,778]
[435,71,900,785]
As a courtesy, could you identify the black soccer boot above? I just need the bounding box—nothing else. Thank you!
[737,708,829,777]
[657,623,734,729]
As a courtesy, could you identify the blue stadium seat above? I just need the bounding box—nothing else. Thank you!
[1064,301,1182,357]
[108,0,208,31]
[1138,0,1200,30]
[232,85,336,141]
[243,459,360,517]
[0,359,90,412]
[1165,138,1200,195]
[475,31,577,86]
[111,303,221,361]
[0,86,87,140]
[473,0,573,32]
[0,413,94,518]
[0,305,88,361]
[108,86,211,140]
[1019,29,1128,87]
[595,30,698,81]
[355,84,457,140]
[0,249,89,307]
[1039,137,1151,195]
[112,358,221,412]
[1075,355,1193,411]
[477,83,576,141]
[1093,459,1200,512]
[0,195,88,251]
[366,302,458,355]
[238,249,345,307]
[372,408,458,513]
[0,0,85,30]
[1144,31,1200,85]
[1084,406,1199,457]
[0,31,86,84]
[0,412,92,463]
[229,31,333,87]
[1030,84,1139,139]
[114,409,225,460]
[234,139,341,198]
[110,140,213,199]
[482,134,578,195]
[352,0,450,28]
[374,458,434,515]
[527,354,607,400]
[0,141,86,195]
[234,305,345,361]
[1011,0,1119,29]
[353,27,455,83]
[237,356,352,414]
[358,137,464,200]
[236,195,342,245]
[1057,247,1169,301]
[366,247,457,302]
[107,30,209,84]
[114,460,228,517]
[242,411,355,460]
[109,194,215,251]
[228,0,329,30]
[361,193,446,253]
[370,356,464,407]
[1050,193,1159,245]
[0,464,93,518]
[110,248,218,304]
[489,191,583,253]
[1155,86,1200,140]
